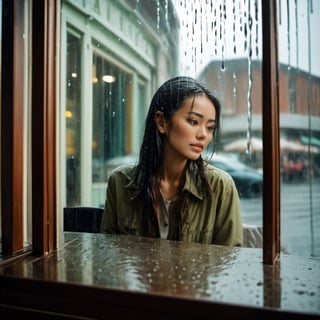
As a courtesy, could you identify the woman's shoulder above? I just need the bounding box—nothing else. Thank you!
[203,163,239,196]
[205,163,234,184]
[108,163,137,180]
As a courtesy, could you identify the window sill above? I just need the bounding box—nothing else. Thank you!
[0,232,319,319]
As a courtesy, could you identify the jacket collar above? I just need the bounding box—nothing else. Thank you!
[182,169,204,200]
[125,165,204,201]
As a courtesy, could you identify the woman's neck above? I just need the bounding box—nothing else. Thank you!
[160,157,187,201]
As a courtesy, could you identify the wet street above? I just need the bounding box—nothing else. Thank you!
[240,177,320,258]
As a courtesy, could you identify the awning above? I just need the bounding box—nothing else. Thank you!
[300,135,320,147]
[223,137,263,152]
[221,114,320,133]
[223,137,320,153]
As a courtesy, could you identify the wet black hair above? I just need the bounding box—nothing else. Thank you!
[130,76,221,237]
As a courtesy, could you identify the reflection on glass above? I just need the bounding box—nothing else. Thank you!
[61,0,319,257]
[66,32,82,205]
[92,53,133,183]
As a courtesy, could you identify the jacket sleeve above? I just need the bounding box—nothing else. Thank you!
[213,177,243,247]
[100,173,119,234]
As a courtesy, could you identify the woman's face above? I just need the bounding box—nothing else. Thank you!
[163,95,217,161]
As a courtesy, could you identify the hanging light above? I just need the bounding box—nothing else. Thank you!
[102,75,116,83]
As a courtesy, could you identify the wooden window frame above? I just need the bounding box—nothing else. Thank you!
[262,0,280,264]
[1,0,26,255]
[1,0,57,257]
[31,0,57,255]
[1,0,279,264]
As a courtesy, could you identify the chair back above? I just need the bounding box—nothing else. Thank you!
[64,206,103,233]
[242,223,263,248]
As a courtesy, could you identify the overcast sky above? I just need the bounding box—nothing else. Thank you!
[173,0,320,77]
[278,0,320,76]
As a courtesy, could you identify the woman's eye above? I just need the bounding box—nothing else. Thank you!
[207,126,215,132]
[188,118,198,126]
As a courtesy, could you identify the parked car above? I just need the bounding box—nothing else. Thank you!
[207,154,263,198]
[281,153,306,182]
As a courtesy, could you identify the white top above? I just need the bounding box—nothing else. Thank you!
[159,193,177,239]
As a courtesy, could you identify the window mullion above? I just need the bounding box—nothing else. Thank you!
[31,0,58,255]
[262,0,281,264]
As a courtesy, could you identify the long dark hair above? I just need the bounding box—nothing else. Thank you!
[130,76,221,237]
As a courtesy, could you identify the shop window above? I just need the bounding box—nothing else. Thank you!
[66,31,82,205]
[92,53,133,183]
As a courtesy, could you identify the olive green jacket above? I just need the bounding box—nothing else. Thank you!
[100,164,243,246]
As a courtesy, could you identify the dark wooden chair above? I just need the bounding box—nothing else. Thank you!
[63,206,104,233]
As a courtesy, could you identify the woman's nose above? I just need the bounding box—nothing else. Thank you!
[196,126,206,139]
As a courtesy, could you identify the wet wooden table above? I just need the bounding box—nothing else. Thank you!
[0,232,319,319]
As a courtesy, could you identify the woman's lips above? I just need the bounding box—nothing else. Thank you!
[190,144,204,152]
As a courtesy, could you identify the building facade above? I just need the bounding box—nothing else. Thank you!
[61,0,179,207]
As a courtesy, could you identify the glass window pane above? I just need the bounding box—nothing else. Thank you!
[92,52,133,183]
[61,1,266,248]
[24,0,32,249]
[278,0,320,257]
[65,31,82,206]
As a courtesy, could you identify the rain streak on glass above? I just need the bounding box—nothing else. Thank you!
[172,0,262,155]
[246,0,254,155]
